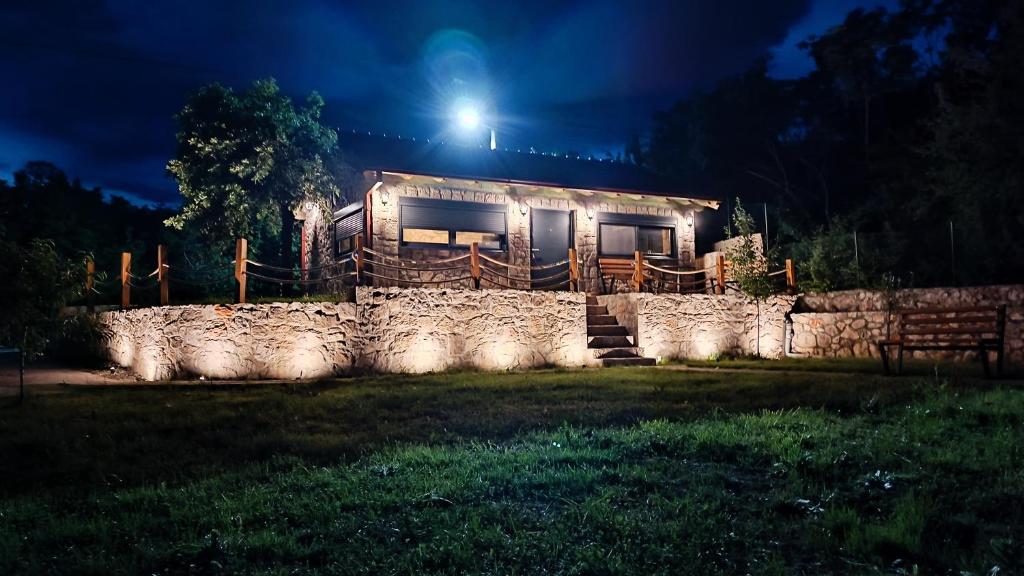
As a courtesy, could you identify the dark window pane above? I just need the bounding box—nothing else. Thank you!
[600,224,636,255]
[638,227,672,255]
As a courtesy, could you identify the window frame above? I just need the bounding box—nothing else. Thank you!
[399,197,509,251]
[332,202,365,257]
[596,213,677,258]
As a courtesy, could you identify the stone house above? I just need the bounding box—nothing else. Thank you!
[300,131,720,294]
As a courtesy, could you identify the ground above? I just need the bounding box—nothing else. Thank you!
[1,362,1022,575]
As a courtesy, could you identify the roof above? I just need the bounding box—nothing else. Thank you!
[336,131,717,201]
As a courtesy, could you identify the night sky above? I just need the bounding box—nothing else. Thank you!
[0,0,892,206]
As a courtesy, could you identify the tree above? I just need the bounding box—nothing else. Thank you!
[0,238,83,358]
[166,79,340,270]
[725,199,777,357]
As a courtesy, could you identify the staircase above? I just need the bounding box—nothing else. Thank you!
[586,296,656,367]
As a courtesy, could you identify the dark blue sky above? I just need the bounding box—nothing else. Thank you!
[0,0,891,206]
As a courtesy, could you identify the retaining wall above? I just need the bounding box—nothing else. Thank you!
[100,287,594,380]
[599,293,796,360]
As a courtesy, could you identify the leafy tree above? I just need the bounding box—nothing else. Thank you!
[0,238,83,357]
[166,79,341,270]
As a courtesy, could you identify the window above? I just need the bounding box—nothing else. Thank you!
[333,203,364,256]
[400,197,507,250]
[638,227,673,255]
[599,224,636,255]
[597,213,676,257]
[403,228,448,245]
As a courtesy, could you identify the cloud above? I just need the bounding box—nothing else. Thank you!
[0,0,816,205]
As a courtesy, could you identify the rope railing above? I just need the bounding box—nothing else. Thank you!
[89,237,796,309]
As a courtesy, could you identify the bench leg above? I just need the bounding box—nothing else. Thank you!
[896,345,904,375]
[997,346,1005,377]
[878,343,890,375]
[981,346,991,379]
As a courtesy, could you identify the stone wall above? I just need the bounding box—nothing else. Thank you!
[598,293,795,360]
[103,302,360,381]
[356,287,594,373]
[99,287,594,380]
[790,285,1024,364]
[364,176,700,294]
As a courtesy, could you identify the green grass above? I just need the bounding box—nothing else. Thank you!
[1,368,1022,574]
[680,355,1024,378]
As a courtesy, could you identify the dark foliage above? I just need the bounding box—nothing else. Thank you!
[648,0,1024,288]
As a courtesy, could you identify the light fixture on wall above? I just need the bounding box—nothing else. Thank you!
[685,211,694,228]
[518,200,528,216]
[379,188,390,206]
[585,204,596,220]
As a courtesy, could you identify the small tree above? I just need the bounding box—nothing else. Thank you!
[725,199,777,357]
[0,238,83,358]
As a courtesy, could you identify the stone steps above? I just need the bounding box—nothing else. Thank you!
[587,325,630,337]
[584,295,656,368]
[601,356,658,367]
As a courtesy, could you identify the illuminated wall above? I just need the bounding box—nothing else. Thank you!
[99,288,595,381]
[598,293,796,360]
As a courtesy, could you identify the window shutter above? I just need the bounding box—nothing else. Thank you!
[400,197,506,234]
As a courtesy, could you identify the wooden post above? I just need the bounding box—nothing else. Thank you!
[86,257,95,312]
[157,244,169,306]
[354,234,364,285]
[470,242,481,289]
[785,258,796,294]
[633,250,644,292]
[234,238,247,304]
[568,248,579,292]
[716,254,726,295]
[120,252,131,309]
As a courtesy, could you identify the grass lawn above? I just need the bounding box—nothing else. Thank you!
[2,367,1022,574]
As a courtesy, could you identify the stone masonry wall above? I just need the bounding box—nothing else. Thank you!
[99,288,594,380]
[599,293,795,360]
[356,287,595,373]
[791,285,1024,364]
[102,302,360,381]
[367,179,699,294]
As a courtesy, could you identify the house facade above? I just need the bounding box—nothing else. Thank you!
[302,132,719,294]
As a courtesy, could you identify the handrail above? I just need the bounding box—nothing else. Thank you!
[363,246,471,265]
[643,262,710,276]
[362,257,468,273]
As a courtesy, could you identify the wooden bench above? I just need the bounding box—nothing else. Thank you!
[877,305,1007,377]
[598,258,644,293]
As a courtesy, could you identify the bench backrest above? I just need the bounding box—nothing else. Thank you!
[895,305,1006,343]
[598,258,636,276]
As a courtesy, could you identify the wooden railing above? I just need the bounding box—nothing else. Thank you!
[93,237,584,309]
[86,239,797,309]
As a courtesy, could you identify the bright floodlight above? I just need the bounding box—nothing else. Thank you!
[456,106,481,131]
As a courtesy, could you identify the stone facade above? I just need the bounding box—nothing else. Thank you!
[598,293,796,360]
[102,302,360,381]
[358,175,700,294]
[99,287,595,380]
[790,285,1024,364]
[357,287,594,372]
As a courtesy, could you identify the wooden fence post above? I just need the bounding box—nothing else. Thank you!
[354,234,364,285]
[633,250,644,292]
[157,244,169,306]
[120,252,131,309]
[234,238,247,304]
[568,248,579,292]
[716,254,726,295]
[470,242,481,289]
[86,257,95,312]
[785,258,796,294]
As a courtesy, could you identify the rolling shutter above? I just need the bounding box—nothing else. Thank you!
[400,197,506,234]
[334,202,364,237]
